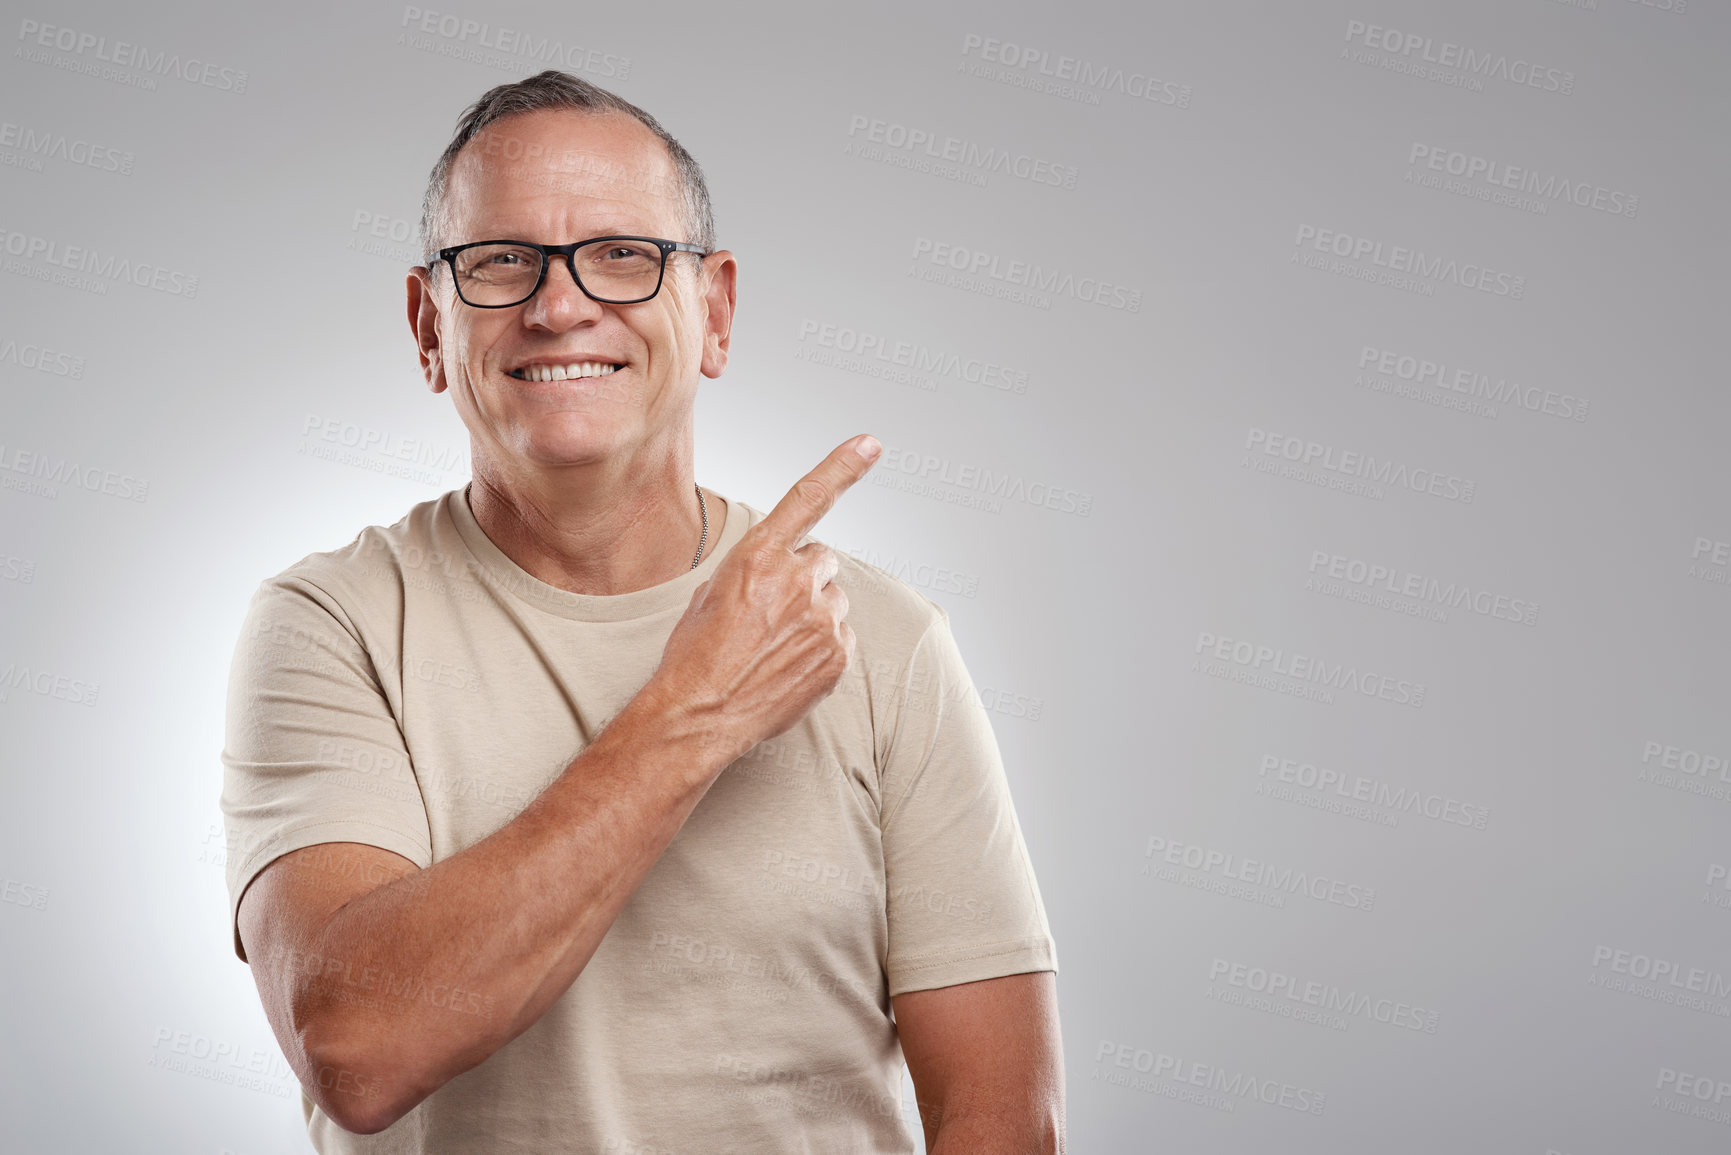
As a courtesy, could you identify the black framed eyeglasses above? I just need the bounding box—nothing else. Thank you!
[434,235,711,308]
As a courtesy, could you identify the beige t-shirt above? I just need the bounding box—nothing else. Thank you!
[220,486,1057,1154]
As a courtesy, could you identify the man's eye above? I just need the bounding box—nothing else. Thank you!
[487,252,526,267]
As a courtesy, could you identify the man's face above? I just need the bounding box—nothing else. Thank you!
[408,108,735,476]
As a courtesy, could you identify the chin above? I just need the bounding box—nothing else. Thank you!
[516,417,627,464]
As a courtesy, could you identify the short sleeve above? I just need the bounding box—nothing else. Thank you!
[219,576,433,962]
[878,606,1057,997]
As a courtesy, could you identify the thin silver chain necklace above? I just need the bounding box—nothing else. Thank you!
[690,483,708,569]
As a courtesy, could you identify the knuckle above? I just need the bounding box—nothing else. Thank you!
[793,477,832,511]
[739,545,780,575]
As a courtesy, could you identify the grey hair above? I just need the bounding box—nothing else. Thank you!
[418,69,715,268]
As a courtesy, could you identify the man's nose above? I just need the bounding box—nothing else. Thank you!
[526,254,603,327]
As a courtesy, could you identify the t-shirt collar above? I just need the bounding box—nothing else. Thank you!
[445,484,755,623]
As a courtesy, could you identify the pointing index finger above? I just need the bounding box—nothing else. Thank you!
[755,434,882,551]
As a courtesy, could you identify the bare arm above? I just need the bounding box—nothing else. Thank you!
[893,971,1066,1155]
[239,683,740,1133]
[237,434,882,1134]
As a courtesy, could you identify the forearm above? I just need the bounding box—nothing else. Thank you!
[290,686,740,1124]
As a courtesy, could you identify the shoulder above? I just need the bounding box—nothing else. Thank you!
[244,491,456,634]
[831,544,949,649]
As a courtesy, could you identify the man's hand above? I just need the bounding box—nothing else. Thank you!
[647,433,881,755]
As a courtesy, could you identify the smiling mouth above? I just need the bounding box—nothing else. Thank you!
[509,361,623,382]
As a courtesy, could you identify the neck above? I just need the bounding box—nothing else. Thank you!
[464,451,726,596]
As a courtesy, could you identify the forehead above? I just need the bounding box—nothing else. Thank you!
[445,108,684,236]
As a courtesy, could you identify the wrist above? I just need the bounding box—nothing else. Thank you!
[614,677,750,781]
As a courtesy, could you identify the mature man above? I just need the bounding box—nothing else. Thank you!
[221,70,1061,1153]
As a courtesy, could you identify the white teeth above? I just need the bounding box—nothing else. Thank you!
[516,361,620,382]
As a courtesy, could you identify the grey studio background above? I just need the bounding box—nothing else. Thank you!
[0,0,1725,1151]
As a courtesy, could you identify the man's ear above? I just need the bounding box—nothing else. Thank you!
[699,251,738,380]
[407,266,447,393]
